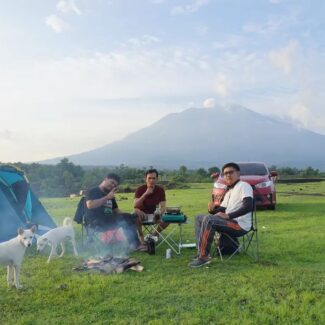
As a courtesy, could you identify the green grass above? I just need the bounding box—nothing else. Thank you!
[0,182,324,324]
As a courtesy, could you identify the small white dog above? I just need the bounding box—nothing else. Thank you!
[37,217,78,263]
[0,226,36,289]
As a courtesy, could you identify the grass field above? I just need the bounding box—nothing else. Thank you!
[0,182,324,325]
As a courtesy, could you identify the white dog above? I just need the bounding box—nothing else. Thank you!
[0,226,36,289]
[37,217,78,263]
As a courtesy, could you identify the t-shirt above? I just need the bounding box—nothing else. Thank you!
[134,185,166,214]
[220,181,253,231]
[85,186,118,222]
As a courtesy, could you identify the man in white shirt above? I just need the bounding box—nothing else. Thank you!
[190,162,253,268]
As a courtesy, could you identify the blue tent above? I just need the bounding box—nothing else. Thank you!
[0,164,56,242]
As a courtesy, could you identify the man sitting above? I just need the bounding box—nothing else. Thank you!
[85,173,141,250]
[134,169,167,244]
[189,162,253,268]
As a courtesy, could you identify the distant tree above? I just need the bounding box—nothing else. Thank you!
[277,167,299,176]
[301,166,319,177]
[178,165,187,176]
[208,166,220,175]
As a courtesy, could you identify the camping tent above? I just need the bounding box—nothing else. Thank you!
[0,164,56,242]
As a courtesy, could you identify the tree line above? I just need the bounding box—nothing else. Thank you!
[9,159,219,197]
[3,159,324,197]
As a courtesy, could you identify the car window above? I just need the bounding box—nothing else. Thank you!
[237,163,268,176]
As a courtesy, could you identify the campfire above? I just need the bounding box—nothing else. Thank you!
[74,255,144,274]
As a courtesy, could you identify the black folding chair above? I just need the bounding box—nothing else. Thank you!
[214,200,259,262]
[80,207,125,255]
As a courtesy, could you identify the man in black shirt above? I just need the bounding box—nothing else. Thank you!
[85,173,140,250]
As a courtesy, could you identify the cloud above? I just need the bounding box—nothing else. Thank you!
[203,98,216,108]
[269,40,299,75]
[243,9,300,36]
[195,25,208,36]
[0,45,217,159]
[45,15,68,33]
[45,1,81,34]
[287,103,313,128]
[270,0,281,4]
[0,130,13,141]
[214,73,231,98]
[171,0,210,15]
[212,35,244,50]
[149,0,166,3]
[285,100,325,134]
[242,10,301,36]
[122,35,161,47]
[243,18,283,35]
[57,0,82,15]
[27,48,212,100]
[2,33,325,161]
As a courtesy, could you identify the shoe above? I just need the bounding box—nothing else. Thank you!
[189,257,211,268]
[136,244,148,252]
[191,254,199,261]
[191,253,211,261]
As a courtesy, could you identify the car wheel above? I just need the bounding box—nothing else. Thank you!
[268,204,276,210]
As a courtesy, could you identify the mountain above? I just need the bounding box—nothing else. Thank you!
[44,105,325,169]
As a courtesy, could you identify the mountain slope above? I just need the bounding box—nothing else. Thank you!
[44,106,325,168]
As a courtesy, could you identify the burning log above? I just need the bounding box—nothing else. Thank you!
[74,255,143,274]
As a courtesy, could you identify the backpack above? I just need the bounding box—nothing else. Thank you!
[218,234,239,255]
[73,196,86,224]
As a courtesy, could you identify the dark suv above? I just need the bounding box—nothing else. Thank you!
[212,162,278,210]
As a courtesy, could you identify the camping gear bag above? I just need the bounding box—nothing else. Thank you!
[218,234,239,255]
[74,196,86,224]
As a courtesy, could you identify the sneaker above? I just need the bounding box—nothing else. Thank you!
[189,257,211,268]
[191,253,211,261]
[191,253,199,261]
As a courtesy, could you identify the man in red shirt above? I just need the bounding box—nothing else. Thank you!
[134,169,168,244]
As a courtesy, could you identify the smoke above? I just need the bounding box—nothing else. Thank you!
[77,214,141,258]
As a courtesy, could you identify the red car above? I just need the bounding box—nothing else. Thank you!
[211,162,278,210]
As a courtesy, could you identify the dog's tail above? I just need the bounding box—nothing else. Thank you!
[63,217,73,226]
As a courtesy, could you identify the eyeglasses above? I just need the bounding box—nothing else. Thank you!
[223,170,235,175]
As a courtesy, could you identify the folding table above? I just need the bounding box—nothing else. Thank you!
[142,213,187,255]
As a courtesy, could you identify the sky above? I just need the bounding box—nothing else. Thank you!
[1,0,325,162]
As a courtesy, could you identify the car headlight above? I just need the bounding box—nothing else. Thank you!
[214,182,227,189]
[255,181,273,189]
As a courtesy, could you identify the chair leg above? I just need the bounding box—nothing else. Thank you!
[143,223,184,255]
[81,223,84,246]
[239,230,259,261]
[159,223,185,255]
[214,233,243,262]
[253,232,259,261]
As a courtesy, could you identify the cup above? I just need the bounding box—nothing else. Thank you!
[147,214,154,223]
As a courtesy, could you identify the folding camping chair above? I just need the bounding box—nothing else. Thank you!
[214,200,259,262]
[74,196,125,255]
[142,212,187,255]
[82,220,127,255]
[141,214,160,237]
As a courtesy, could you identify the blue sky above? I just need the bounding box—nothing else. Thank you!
[1,0,325,162]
